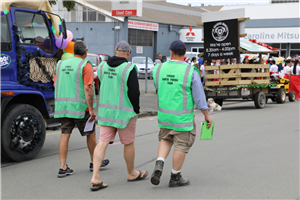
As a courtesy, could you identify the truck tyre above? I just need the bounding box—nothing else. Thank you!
[214,99,223,107]
[1,104,46,161]
[276,88,286,104]
[254,91,266,109]
[288,91,296,102]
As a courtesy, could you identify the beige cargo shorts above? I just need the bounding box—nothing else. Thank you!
[158,119,196,153]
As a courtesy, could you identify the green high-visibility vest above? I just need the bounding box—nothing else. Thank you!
[54,57,96,119]
[153,61,199,131]
[97,61,138,128]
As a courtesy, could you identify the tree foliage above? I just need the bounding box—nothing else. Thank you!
[48,0,75,11]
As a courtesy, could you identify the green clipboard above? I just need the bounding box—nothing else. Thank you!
[200,121,214,140]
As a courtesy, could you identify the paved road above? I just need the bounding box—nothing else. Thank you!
[1,100,299,199]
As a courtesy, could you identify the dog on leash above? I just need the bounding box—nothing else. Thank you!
[207,98,222,112]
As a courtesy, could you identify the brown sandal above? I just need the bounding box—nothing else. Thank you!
[90,182,108,191]
[127,171,148,182]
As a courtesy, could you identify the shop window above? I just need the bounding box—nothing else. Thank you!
[98,13,105,22]
[267,43,280,48]
[83,7,87,21]
[1,15,11,43]
[15,11,52,53]
[82,6,106,22]
[290,50,300,57]
[291,43,300,49]
[281,43,287,49]
[88,8,96,21]
[128,29,154,47]
[280,50,287,57]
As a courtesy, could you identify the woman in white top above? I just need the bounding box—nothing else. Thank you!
[191,57,197,66]
[269,60,278,74]
[283,60,292,79]
[289,59,300,100]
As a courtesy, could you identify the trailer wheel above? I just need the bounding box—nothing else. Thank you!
[276,88,286,104]
[254,91,266,109]
[288,91,296,102]
[1,104,46,161]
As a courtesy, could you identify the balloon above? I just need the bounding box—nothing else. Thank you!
[43,39,51,49]
[64,41,75,53]
[61,53,74,60]
[55,36,68,49]
[66,30,73,42]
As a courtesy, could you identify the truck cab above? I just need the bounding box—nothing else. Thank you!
[1,5,66,161]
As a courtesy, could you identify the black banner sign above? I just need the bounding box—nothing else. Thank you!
[204,19,239,60]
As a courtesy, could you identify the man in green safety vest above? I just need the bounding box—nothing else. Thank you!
[90,41,148,191]
[54,40,109,178]
[150,40,212,187]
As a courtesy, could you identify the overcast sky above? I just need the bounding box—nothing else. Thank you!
[166,0,270,6]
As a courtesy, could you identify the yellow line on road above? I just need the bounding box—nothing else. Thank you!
[46,116,158,136]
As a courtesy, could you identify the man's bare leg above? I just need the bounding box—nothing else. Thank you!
[124,142,147,180]
[150,139,172,185]
[157,139,173,159]
[87,131,96,163]
[59,134,71,169]
[91,141,109,186]
[172,150,186,171]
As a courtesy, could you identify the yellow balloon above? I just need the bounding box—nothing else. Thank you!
[61,53,74,60]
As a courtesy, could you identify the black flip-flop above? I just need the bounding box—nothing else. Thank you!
[127,170,148,182]
[90,182,108,191]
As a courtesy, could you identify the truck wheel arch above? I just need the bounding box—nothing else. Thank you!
[2,94,50,118]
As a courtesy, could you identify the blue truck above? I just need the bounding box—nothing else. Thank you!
[1,5,67,161]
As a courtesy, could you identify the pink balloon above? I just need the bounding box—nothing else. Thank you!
[55,36,68,49]
[66,30,73,42]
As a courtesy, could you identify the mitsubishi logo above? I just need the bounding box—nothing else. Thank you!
[186,26,195,36]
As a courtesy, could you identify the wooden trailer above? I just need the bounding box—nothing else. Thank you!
[204,63,275,108]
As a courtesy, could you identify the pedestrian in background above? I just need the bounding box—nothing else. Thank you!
[283,59,292,79]
[90,41,148,191]
[200,60,206,83]
[184,56,189,63]
[151,40,212,187]
[270,60,278,74]
[54,41,109,178]
[191,57,197,66]
[290,59,300,100]
[154,53,162,65]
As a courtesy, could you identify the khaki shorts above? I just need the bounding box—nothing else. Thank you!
[61,112,95,136]
[159,120,196,153]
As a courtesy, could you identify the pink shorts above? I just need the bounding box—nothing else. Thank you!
[99,116,137,145]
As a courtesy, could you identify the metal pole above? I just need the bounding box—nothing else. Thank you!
[145,56,148,93]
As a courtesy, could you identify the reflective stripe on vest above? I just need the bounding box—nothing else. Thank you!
[158,120,193,128]
[97,116,128,126]
[99,63,134,113]
[55,59,87,103]
[55,60,64,98]
[155,63,163,90]
[157,63,193,116]
[98,62,106,80]
[55,110,86,116]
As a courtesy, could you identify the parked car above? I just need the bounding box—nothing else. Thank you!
[131,56,154,79]
[86,53,100,95]
[97,54,111,62]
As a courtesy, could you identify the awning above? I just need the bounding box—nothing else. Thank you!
[239,38,278,54]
